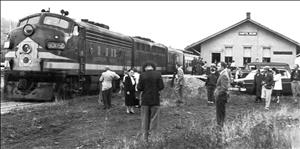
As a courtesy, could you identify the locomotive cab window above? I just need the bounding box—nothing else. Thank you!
[18,15,41,27]
[73,25,79,36]
[43,16,70,29]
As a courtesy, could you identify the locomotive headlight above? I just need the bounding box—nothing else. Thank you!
[22,44,32,53]
[23,24,34,36]
[47,42,66,50]
[23,57,30,64]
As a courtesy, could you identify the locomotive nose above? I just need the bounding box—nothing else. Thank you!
[4,37,41,71]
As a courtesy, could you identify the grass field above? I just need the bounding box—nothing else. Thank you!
[1,77,299,149]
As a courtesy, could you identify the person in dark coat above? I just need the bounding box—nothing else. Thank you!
[137,62,164,142]
[291,64,300,103]
[253,69,263,103]
[205,66,219,105]
[261,66,274,110]
[124,69,136,114]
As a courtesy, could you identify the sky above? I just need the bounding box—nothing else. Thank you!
[1,1,300,50]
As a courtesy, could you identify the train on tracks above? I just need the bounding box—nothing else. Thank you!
[2,9,199,101]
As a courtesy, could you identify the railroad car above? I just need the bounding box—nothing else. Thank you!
[183,51,199,74]
[3,9,191,101]
[166,47,184,74]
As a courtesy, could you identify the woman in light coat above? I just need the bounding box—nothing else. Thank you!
[273,69,282,103]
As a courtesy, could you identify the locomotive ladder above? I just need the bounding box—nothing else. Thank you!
[78,49,86,93]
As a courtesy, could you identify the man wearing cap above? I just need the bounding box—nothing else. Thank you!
[99,66,120,109]
[261,66,274,110]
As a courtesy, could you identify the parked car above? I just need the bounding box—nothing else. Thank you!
[240,62,291,79]
[233,68,292,95]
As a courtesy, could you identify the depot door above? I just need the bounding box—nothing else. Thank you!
[211,53,220,64]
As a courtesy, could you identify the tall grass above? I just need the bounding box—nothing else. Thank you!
[110,104,299,149]
[110,77,300,149]
[223,105,300,149]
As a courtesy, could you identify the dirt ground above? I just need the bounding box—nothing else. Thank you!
[1,83,299,149]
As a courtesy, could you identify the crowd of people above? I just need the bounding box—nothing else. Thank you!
[206,63,300,110]
[191,57,208,75]
[252,64,300,109]
[98,63,164,141]
[97,61,300,141]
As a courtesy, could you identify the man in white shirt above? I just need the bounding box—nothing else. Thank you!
[99,66,120,109]
[175,64,184,105]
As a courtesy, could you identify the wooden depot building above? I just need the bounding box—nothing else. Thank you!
[185,12,300,68]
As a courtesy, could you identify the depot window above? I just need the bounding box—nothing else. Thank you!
[243,57,251,65]
[224,46,233,57]
[263,47,271,58]
[243,46,252,57]
[225,57,232,64]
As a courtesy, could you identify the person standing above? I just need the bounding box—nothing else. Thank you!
[202,61,208,74]
[230,60,236,70]
[137,62,164,142]
[133,68,141,107]
[235,67,242,79]
[214,62,230,127]
[205,66,219,105]
[174,64,184,105]
[99,66,120,109]
[291,64,300,103]
[253,69,263,103]
[261,66,274,110]
[119,68,128,95]
[273,68,282,103]
[124,69,136,114]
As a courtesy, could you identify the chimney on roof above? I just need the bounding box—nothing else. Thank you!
[246,12,251,19]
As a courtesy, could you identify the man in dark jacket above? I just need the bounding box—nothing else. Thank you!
[137,62,164,142]
[291,64,300,103]
[253,69,263,103]
[214,62,230,127]
[261,66,274,110]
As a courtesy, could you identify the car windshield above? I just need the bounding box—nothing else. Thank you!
[245,71,257,79]
[278,69,291,78]
[247,65,257,70]
[19,15,40,27]
[43,16,70,29]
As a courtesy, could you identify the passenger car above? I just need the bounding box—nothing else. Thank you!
[233,69,292,95]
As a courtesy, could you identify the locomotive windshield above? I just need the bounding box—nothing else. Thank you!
[43,16,70,29]
[19,15,40,27]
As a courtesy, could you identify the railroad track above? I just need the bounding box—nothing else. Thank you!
[0,101,46,114]
[0,95,98,115]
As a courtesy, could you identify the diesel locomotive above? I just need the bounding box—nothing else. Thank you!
[2,9,198,101]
